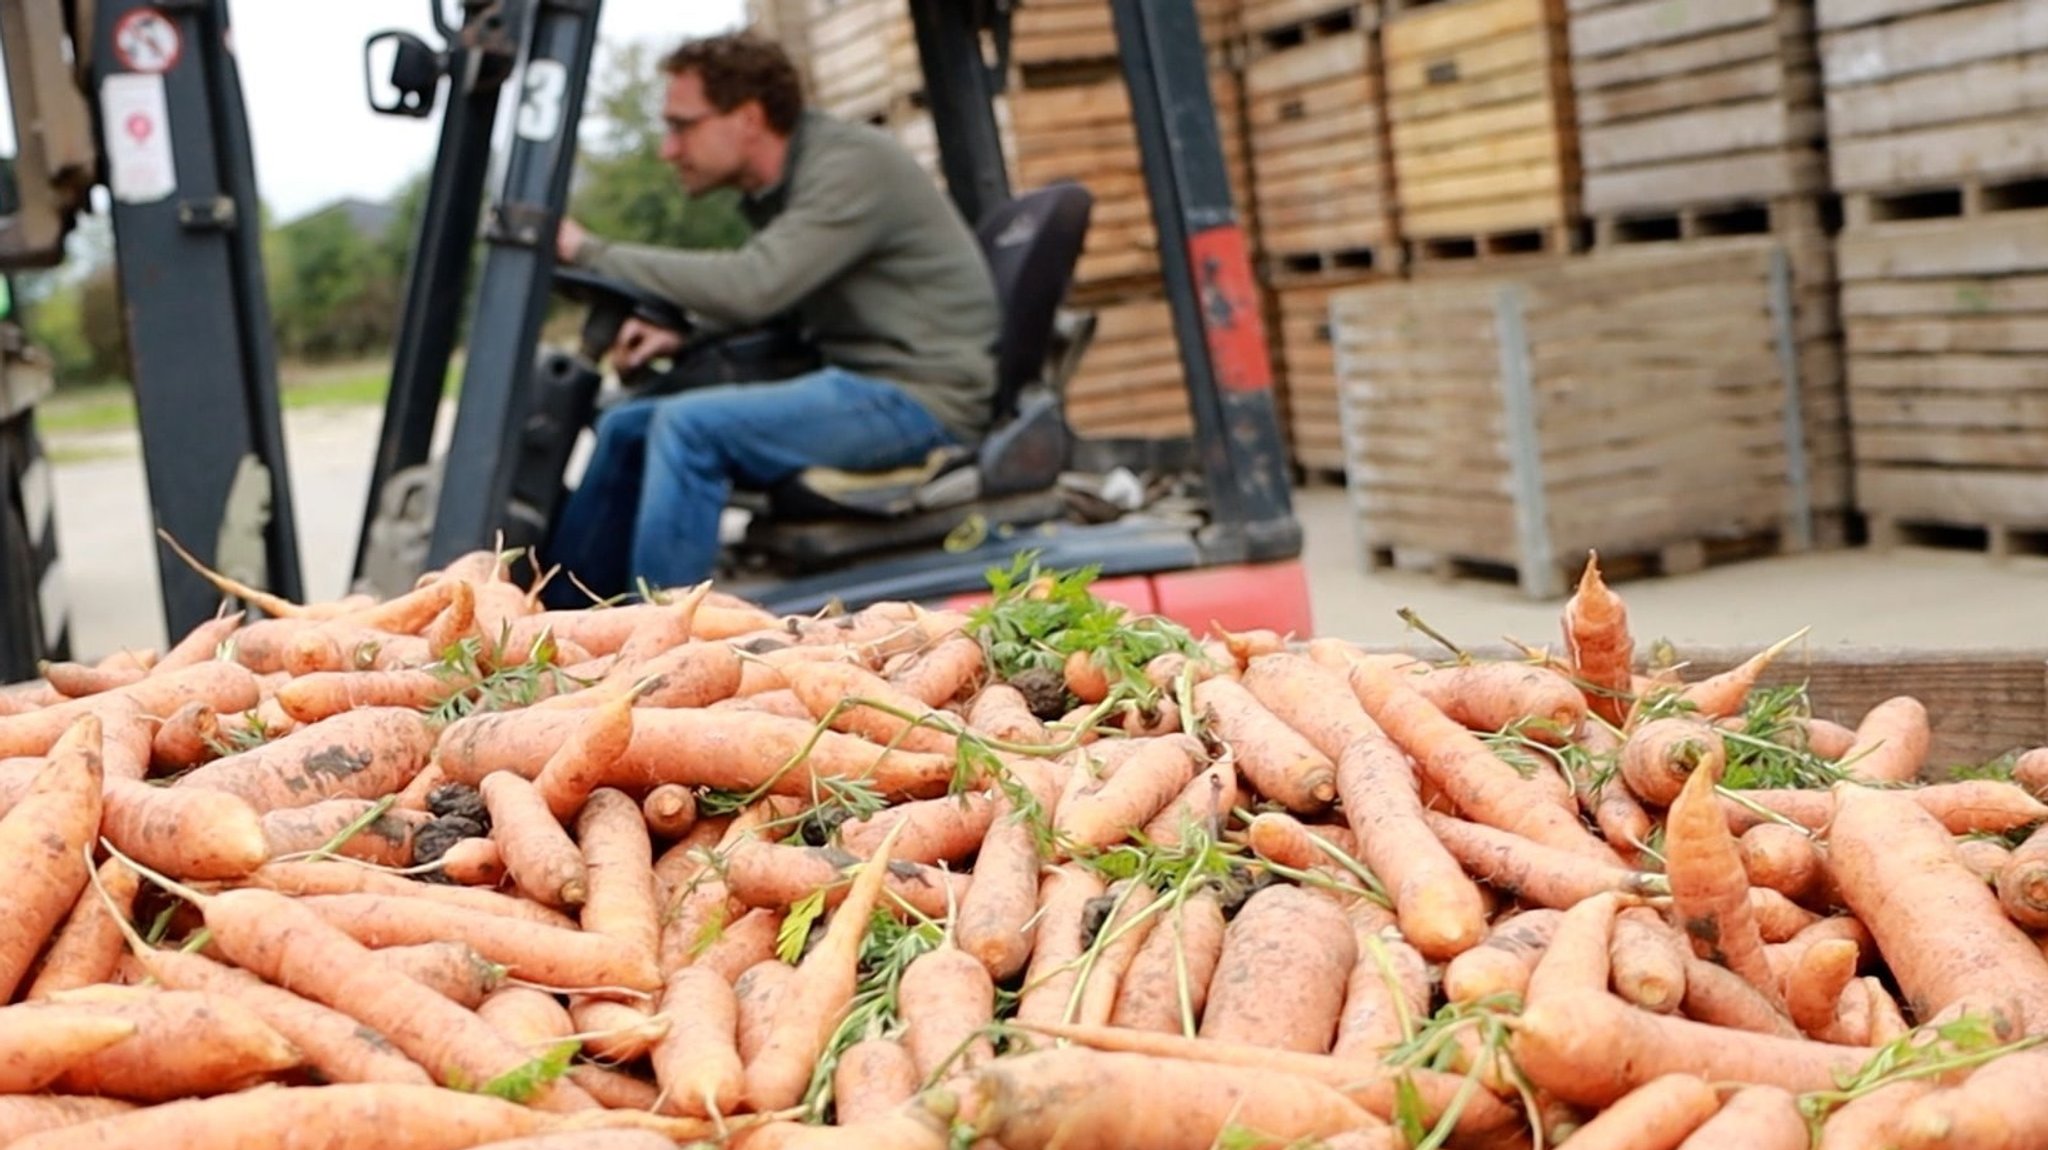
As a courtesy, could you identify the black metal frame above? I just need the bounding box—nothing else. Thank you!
[90,0,305,641]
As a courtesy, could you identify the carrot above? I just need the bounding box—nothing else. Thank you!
[0,1097,137,1143]
[1763,915,1872,989]
[1055,736,1199,851]
[831,1036,921,1125]
[1558,1074,1720,1150]
[743,819,909,1112]
[172,706,433,812]
[1785,938,1861,1037]
[1063,649,1110,704]
[1611,907,1688,1014]
[1821,977,1875,1047]
[693,906,787,985]
[1737,823,1823,903]
[1620,716,1725,808]
[1998,821,2048,928]
[153,611,244,675]
[1351,661,1621,862]
[1334,731,1487,959]
[375,941,508,1008]
[1109,889,1227,1035]
[1407,659,1589,744]
[1883,1048,2048,1149]
[576,788,661,971]
[441,836,508,886]
[1199,884,1355,1053]
[889,634,986,708]
[35,984,301,1101]
[1527,892,1624,1003]
[838,790,995,865]
[1838,695,1931,784]
[784,661,957,756]
[1193,675,1336,812]
[484,770,590,907]
[275,669,472,723]
[1868,975,1913,1044]
[641,783,698,840]
[724,840,966,922]
[1444,908,1563,1005]
[297,891,661,991]
[567,997,668,1063]
[650,966,743,1118]
[1239,652,1381,762]
[1826,783,2048,1038]
[1011,863,1108,1043]
[243,859,577,928]
[0,661,259,759]
[531,691,641,822]
[950,757,1048,969]
[956,1047,1379,1150]
[1661,630,1805,720]
[0,1003,136,1091]
[1680,953,1800,1038]
[742,1109,953,1150]
[1423,811,1662,908]
[1511,988,1880,1109]
[1956,835,2013,884]
[1816,1079,1936,1150]
[2015,746,2048,801]
[139,947,432,1086]
[1243,810,1353,870]
[1666,763,1776,1008]
[1563,552,1636,726]
[1140,758,1238,847]
[735,959,798,1064]
[26,857,141,999]
[42,656,146,698]
[1073,879,1161,1026]
[900,944,996,1081]
[0,714,103,1001]
[580,642,744,714]
[443,708,957,803]
[1331,920,1431,1059]
[964,683,1049,745]
[568,1066,664,1114]
[261,799,431,867]
[1748,887,1823,942]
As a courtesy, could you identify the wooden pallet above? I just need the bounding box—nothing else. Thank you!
[802,0,921,124]
[1837,206,2048,543]
[1013,0,1240,67]
[746,0,817,82]
[1818,0,2048,201]
[1245,0,1381,40]
[1568,0,1828,219]
[881,97,1017,190]
[1272,271,1382,472]
[1330,240,1829,598]
[1010,64,1253,301]
[1383,0,1581,257]
[1060,294,1195,439]
[1244,16,1403,270]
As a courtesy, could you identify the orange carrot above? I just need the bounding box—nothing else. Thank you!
[29,984,299,1102]
[735,959,797,1065]
[1680,953,1799,1039]
[0,1097,136,1143]
[243,859,576,929]
[1563,553,1635,726]
[1826,783,2048,1038]
[1816,1079,1936,1150]
[0,714,103,1001]
[1239,652,1381,763]
[888,634,986,708]
[1839,695,1931,784]
[1883,1048,2048,1150]
[374,941,507,1008]
[1332,911,1431,1059]
[1611,907,1688,1015]
[150,700,220,771]
[784,661,957,755]
[650,966,743,1118]
[1055,736,1198,851]
[1194,675,1336,812]
[0,1004,136,1092]
[1662,630,1804,720]
[1511,988,1879,1109]
[2015,746,2048,801]
[567,997,668,1064]
[1011,863,1109,1043]
[1720,781,2048,837]
[1785,938,1861,1038]
[483,771,590,908]
[1335,731,1487,960]
[1407,659,1589,744]
[899,944,997,1081]
[1581,724,1657,862]
[1073,879,1160,1027]
[1527,892,1623,1002]
[297,891,661,991]
[1423,811,1661,908]
[0,662,258,758]
[275,669,472,724]
[260,799,431,867]
[743,820,909,1112]
[1199,884,1355,1053]
[1666,760,1781,1007]
[576,787,661,970]
[1956,835,2013,884]
[26,857,141,999]
[1560,1074,1721,1150]
[831,1036,921,1125]
[641,783,698,841]
[964,683,1050,745]
[531,691,640,822]
[724,840,966,922]
[1141,758,1238,847]
[440,836,507,886]
[1063,650,1110,704]
[1737,823,1823,903]
[172,706,433,813]
[1109,889,1227,1035]
[1443,908,1562,1005]
[1351,661,1621,863]
[838,790,995,865]
[1621,716,1725,808]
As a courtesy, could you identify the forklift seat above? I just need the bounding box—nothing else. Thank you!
[738,181,1094,561]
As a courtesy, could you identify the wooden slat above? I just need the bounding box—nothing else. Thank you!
[1819,2,2048,89]
[1569,0,1777,60]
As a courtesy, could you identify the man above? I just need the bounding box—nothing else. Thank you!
[543,31,1000,603]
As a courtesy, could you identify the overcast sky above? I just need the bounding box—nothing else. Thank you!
[231,1,748,219]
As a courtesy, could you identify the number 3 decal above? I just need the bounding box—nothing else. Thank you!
[517,59,568,142]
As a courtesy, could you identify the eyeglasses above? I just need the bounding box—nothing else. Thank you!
[664,111,721,136]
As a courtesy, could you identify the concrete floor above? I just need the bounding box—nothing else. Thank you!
[44,403,2048,661]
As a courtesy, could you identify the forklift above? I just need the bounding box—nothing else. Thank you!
[0,0,1312,679]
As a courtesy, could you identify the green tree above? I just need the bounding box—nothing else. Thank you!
[270,207,400,360]
[571,41,751,251]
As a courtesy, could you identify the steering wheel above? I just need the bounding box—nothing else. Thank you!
[550,267,692,366]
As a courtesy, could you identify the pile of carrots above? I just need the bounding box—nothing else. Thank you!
[5,544,2048,1150]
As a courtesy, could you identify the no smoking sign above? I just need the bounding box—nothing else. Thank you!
[113,8,182,74]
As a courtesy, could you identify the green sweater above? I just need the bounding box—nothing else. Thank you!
[571,112,1001,445]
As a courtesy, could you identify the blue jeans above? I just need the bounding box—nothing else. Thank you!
[542,367,957,604]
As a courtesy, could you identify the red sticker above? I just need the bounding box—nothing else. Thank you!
[113,9,182,75]
[1186,224,1274,394]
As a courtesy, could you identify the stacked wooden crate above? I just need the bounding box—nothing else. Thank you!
[745,0,818,85]
[799,0,921,126]
[1564,0,1850,542]
[1009,0,1250,440]
[1383,0,1581,264]
[1818,0,2048,552]
[1241,1,1399,472]
[1330,241,1813,597]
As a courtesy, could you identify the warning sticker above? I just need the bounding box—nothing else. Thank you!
[113,9,182,74]
[101,73,177,203]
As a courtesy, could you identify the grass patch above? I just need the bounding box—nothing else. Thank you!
[36,358,462,439]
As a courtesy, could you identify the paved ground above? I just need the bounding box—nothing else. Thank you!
[44,403,2048,661]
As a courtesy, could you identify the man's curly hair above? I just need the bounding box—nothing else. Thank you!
[662,32,806,136]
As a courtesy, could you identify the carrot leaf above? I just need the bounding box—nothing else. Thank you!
[777,889,828,965]
[456,1039,579,1104]
[967,554,1204,708]
[1392,1074,1431,1147]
